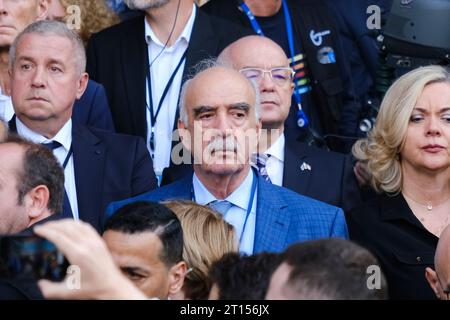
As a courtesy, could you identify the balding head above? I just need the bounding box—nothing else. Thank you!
[436,225,450,278]
[219,36,289,69]
[219,36,294,130]
[179,64,260,125]
[425,225,450,299]
[178,65,262,178]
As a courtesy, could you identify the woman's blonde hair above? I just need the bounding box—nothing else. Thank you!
[60,0,120,47]
[163,200,237,300]
[353,65,450,194]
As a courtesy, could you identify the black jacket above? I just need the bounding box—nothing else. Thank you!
[86,8,252,140]
[346,193,438,300]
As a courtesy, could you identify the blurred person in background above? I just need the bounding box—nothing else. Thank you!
[164,200,238,300]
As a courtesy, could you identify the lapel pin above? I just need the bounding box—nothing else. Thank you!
[300,162,312,171]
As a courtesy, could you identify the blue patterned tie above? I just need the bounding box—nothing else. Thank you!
[255,153,272,183]
[41,141,74,219]
[208,200,232,216]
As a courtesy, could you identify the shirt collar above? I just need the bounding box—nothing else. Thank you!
[0,88,15,122]
[193,168,256,211]
[265,133,285,162]
[144,3,196,48]
[16,117,72,151]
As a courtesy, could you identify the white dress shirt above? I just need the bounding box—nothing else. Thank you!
[252,133,285,186]
[144,4,196,179]
[16,118,79,220]
[192,168,258,255]
[0,88,14,123]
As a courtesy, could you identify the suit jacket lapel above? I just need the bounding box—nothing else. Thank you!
[283,140,311,196]
[72,123,106,229]
[253,176,291,253]
[121,17,148,139]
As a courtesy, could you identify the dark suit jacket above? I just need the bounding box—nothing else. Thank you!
[70,122,158,231]
[162,137,362,213]
[86,8,252,140]
[0,278,43,300]
[72,79,115,132]
[8,119,158,232]
[346,193,438,300]
[106,173,349,253]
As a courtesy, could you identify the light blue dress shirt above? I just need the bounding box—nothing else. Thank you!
[192,168,258,255]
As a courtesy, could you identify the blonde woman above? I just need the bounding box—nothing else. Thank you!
[347,65,450,300]
[163,200,237,300]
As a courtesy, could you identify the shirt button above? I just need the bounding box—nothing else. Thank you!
[416,256,422,262]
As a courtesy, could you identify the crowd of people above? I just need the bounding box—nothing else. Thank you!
[0,0,449,300]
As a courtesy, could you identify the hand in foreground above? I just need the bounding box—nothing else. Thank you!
[34,219,146,300]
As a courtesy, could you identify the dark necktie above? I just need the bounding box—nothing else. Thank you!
[41,141,74,219]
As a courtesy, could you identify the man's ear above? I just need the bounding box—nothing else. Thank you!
[167,261,187,299]
[25,185,51,227]
[37,0,50,20]
[177,119,191,150]
[76,72,89,99]
[425,267,442,299]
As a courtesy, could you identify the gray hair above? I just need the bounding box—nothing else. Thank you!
[179,58,260,125]
[9,20,86,75]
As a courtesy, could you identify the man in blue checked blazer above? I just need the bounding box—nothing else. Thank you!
[106,65,348,254]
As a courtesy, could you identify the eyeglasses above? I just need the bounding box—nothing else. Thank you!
[239,67,294,86]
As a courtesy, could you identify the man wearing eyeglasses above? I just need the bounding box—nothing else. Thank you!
[219,36,361,214]
[426,225,450,300]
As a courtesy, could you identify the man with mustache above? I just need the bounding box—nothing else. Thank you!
[9,20,157,232]
[106,65,348,254]
[163,36,362,213]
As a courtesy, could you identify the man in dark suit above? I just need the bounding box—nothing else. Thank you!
[107,65,348,254]
[163,36,361,213]
[9,20,157,232]
[86,0,251,178]
[201,0,360,151]
[0,0,114,132]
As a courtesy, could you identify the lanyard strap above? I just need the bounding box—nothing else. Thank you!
[239,0,309,126]
[239,1,264,36]
[239,168,258,245]
[146,48,188,130]
[282,0,302,108]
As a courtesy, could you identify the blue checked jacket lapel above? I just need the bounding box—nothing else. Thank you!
[253,175,291,253]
